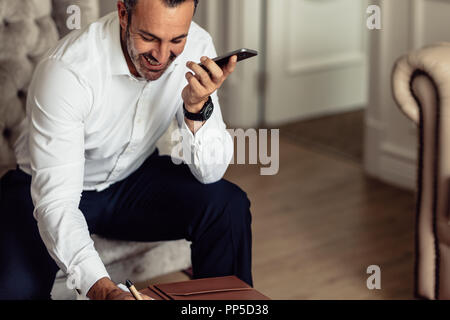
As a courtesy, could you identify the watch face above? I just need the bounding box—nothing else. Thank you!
[204,105,214,120]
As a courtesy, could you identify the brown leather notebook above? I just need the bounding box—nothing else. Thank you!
[140,276,270,300]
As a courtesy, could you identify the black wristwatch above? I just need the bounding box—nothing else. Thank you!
[183,96,214,122]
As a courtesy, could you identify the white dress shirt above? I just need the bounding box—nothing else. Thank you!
[13,12,233,297]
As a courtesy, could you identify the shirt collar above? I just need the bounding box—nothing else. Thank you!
[108,15,180,78]
[108,16,131,76]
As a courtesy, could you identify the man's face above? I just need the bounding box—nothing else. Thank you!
[121,0,194,81]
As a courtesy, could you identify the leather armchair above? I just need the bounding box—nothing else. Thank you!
[392,42,450,300]
[0,0,190,300]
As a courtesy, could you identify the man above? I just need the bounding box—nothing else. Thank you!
[0,0,252,300]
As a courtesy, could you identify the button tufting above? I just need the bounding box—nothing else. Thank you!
[17,90,26,100]
[3,128,11,139]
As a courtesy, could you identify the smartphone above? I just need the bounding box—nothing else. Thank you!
[199,48,258,71]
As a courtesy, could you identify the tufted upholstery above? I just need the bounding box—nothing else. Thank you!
[392,42,450,300]
[0,0,191,300]
[0,0,99,177]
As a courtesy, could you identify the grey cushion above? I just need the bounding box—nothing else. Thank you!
[52,238,191,300]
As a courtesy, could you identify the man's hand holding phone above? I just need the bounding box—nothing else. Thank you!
[182,55,237,134]
[182,55,238,114]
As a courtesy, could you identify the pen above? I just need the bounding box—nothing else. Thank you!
[126,279,143,300]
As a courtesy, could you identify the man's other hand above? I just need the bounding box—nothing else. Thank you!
[105,289,153,300]
[87,277,152,300]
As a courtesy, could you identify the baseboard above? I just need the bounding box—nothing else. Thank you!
[379,149,417,190]
[365,116,417,191]
[265,104,365,127]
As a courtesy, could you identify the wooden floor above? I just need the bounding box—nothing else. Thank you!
[280,109,365,163]
[139,133,416,300]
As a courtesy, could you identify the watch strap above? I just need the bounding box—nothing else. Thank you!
[183,96,214,122]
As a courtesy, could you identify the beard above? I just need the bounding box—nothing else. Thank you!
[125,27,177,81]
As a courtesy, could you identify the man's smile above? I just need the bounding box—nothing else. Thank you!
[141,54,166,71]
[143,53,162,66]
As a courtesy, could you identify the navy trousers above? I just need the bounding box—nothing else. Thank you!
[0,149,253,300]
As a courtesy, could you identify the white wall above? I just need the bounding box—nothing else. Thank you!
[264,0,368,126]
[205,0,263,128]
[365,0,450,189]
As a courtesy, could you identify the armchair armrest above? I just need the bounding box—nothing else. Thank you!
[392,42,450,124]
[391,42,450,300]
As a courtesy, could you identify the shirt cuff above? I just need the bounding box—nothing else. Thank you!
[180,116,233,184]
[182,115,218,147]
[67,255,110,298]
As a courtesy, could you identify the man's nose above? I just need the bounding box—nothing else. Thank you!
[153,43,170,65]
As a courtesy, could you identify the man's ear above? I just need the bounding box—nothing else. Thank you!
[117,1,129,30]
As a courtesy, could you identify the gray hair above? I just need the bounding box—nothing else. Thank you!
[124,0,199,22]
